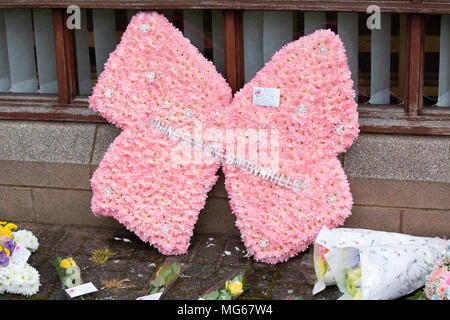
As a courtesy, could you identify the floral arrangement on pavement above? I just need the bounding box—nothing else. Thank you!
[200,273,246,300]
[140,258,186,300]
[0,221,40,296]
[55,256,82,289]
[313,227,448,300]
[89,11,359,265]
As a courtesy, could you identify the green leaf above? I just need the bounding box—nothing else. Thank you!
[407,290,425,300]
[171,261,181,275]
[147,285,155,294]
[294,296,305,300]
[164,272,178,287]
[148,286,160,294]
[151,274,165,288]
[202,290,220,300]
[158,265,172,278]
[218,289,232,300]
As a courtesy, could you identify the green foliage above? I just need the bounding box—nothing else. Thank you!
[407,290,427,300]
[147,260,182,295]
[218,289,233,300]
[203,290,220,300]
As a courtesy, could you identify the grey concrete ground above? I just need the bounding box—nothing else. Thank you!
[0,222,341,300]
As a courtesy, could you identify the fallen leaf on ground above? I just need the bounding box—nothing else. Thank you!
[101,278,135,291]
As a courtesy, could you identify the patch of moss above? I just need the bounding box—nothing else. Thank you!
[89,247,118,266]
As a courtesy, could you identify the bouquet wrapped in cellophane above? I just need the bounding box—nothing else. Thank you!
[313,226,448,300]
[138,258,187,300]
[0,221,40,296]
[55,256,82,289]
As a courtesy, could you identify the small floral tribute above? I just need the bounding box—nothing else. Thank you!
[423,248,450,300]
[55,256,98,298]
[55,256,82,289]
[313,227,448,300]
[139,258,186,300]
[0,221,40,296]
[200,274,246,300]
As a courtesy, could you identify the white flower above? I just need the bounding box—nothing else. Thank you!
[104,186,113,197]
[140,23,150,33]
[297,104,307,114]
[334,124,344,136]
[12,230,39,252]
[162,225,170,235]
[319,45,328,54]
[260,239,269,248]
[185,109,193,118]
[104,89,114,99]
[0,263,41,296]
[146,72,156,82]
[328,194,337,204]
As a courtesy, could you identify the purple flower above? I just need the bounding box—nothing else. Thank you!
[350,254,360,269]
[3,238,15,256]
[0,251,9,267]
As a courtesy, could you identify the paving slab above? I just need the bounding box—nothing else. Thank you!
[0,222,344,300]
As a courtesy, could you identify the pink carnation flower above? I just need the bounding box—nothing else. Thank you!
[429,267,447,282]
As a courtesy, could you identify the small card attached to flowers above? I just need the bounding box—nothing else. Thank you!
[199,273,246,300]
[253,87,280,107]
[9,244,31,267]
[55,256,98,299]
[65,282,98,299]
[137,258,187,300]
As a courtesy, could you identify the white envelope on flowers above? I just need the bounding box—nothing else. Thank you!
[312,226,447,295]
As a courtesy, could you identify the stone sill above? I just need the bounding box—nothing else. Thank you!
[0,120,448,238]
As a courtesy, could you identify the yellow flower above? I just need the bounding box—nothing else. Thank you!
[0,223,17,239]
[354,288,361,300]
[316,258,329,279]
[0,221,6,225]
[226,280,243,296]
[1,246,11,257]
[0,228,13,239]
[4,223,17,231]
[60,257,77,269]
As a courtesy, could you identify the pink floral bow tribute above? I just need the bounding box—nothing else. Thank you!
[89,12,359,264]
